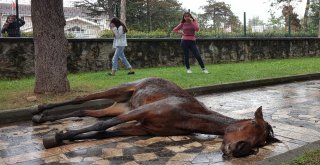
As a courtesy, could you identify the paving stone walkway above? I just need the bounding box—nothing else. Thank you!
[0,80,319,165]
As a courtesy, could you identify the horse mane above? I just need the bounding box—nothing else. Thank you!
[266,122,281,144]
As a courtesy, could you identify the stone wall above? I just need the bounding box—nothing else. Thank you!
[0,37,319,78]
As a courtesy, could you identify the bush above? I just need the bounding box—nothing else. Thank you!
[99,30,114,38]
[21,32,33,37]
[99,29,318,39]
[99,29,169,38]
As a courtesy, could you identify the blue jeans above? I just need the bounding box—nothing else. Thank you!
[112,46,132,71]
[180,40,205,70]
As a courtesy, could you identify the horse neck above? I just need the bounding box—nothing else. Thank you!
[196,101,238,126]
[207,111,238,125]
[193,111,239,134]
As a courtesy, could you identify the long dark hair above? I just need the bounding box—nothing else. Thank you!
[180,12,195,23]
[6,15,16,22]
[110,17,128,33]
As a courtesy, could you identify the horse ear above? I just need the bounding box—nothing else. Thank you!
[254,106,263,119]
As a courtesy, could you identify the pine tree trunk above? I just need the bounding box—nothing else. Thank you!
[31,0,70,94]
[303,0,310,32]
[120,0,126,23]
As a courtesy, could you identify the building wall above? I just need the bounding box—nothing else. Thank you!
[0,0,30,4]
[0,2,108,37]
[0,38,319,79]
[65,19,101,38]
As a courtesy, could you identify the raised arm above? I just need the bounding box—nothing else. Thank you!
[18,18,25,27]
[192,20,200,32]
[172,23,183,35]
[111,26,125,39]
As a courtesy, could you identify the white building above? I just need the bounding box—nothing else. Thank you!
[0,0,30,5]
[252,25,264,33]
[0,1,109,38]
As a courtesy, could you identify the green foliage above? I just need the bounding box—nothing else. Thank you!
[284,149,320,165]
[1,32,33,37]
[4,32,76,38]
[307,2,320,34]
[246,31,317,38]
[21,32,33,37]
[128,30,168,38]
[197,30,244,38]
[73,0,319,37]
[65,33,76,38]
[74,0,117,19]
[126,0,183,32]
[100,29,169,38]
[198,1,241,29]
[99,29,114,38]
[100,29,317,38]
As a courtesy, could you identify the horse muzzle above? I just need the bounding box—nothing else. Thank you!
[220,141,253,158]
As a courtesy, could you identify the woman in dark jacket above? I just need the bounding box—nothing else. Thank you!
[1,15,25,37]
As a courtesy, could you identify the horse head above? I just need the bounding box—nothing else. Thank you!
[220,106,280,158]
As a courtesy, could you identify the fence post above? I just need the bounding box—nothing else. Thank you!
[243,12,246,37]
[288,15,291,37]
[16,0,20,37]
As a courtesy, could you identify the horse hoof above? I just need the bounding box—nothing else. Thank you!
[43,134,60,149]
[32,114,44,123]
[29,105,41,115]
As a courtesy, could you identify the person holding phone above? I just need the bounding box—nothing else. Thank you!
[172,12,209,74]
[108,17,135,76]
[1,15,25,37]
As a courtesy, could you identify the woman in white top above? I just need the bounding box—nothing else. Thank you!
[108,17,135,76]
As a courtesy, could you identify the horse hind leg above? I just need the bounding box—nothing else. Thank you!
[82,102,130,118]
[35,83,136,115]
[32,102,130,123]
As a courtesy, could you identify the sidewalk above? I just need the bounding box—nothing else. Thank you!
[1,73,320,124]
[0,74,319,164]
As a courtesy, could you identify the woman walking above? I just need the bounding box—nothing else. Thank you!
[108,17,135,76]
[172,12,209,74]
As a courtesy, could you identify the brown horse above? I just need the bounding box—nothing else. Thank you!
[32,77,279,158]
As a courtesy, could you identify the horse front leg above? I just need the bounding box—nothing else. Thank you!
[42,106,143,148]
[43,117,123,148]
[69,122,148,141]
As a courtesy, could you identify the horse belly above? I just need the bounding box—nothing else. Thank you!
[139,111,190,136]
[141,122,189,136]
[130,91,170,107]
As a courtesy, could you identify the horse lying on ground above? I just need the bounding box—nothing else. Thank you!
[32,77,279,158]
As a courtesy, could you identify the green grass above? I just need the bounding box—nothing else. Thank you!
[0,57,319,110]
[284,149,320,165]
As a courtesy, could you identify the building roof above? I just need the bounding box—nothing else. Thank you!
[0,3,103,18]
[66,16,100,26]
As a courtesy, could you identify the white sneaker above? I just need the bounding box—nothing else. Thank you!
[202,69,209,74]
[186,69,192,73]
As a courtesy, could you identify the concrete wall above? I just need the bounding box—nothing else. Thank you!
[0,37,319,78]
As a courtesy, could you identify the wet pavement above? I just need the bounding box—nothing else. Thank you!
[0,80,319,165]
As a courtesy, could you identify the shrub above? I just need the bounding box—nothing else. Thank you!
[99,29,169,38]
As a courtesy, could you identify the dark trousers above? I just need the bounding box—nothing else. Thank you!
[180,40,205,70]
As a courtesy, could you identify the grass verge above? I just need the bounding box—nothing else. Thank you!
[0,57,319,110]
[284,149,320,165]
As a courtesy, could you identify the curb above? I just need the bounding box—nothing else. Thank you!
[186,72,320,96]
[1,73,320,125]
[0,99,114,125]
